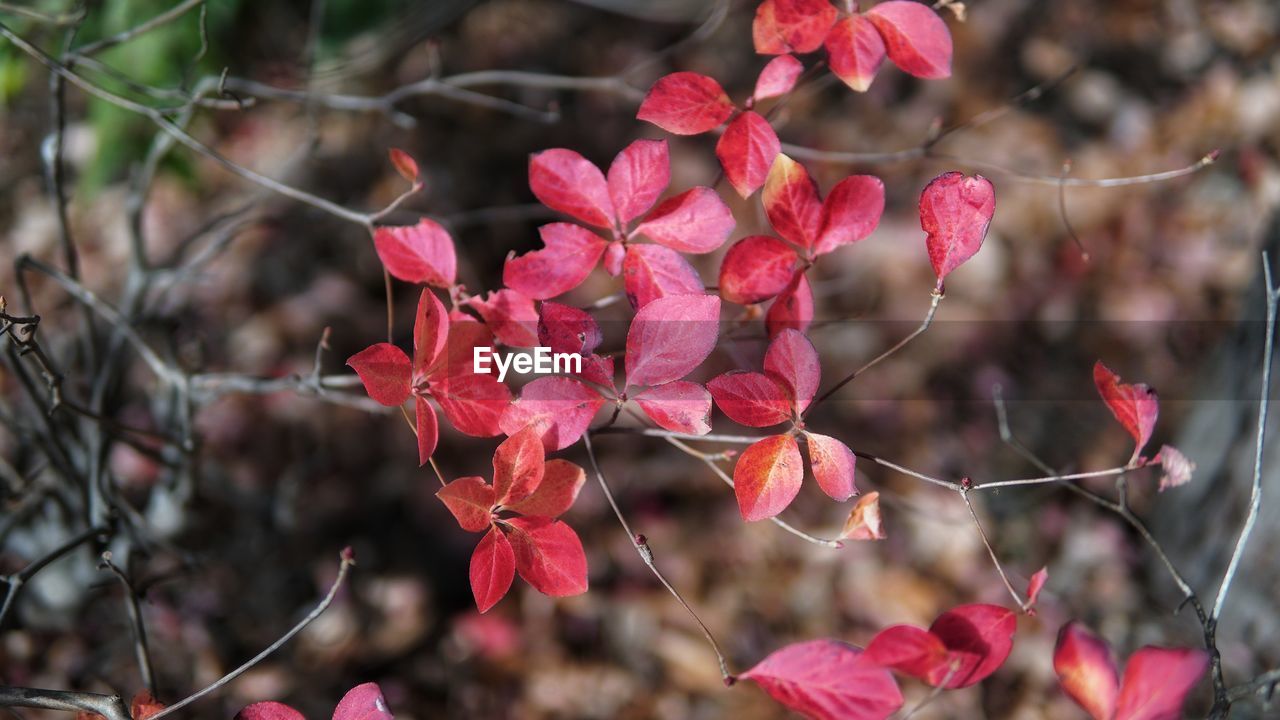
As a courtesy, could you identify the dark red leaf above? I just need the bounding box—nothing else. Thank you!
[373,219,457,288]
[415,395,439,466]
[624,293,721,388]
[716,111,782,199]
[865,1,952,79]
[825,15,886,92]
[1093,361,1159,459]
[503,223,609,300]
[347,343,412,407]
[633,380,713,435]
[505,459,585,519]
[622,243,705,310]
[740,639,904,720]
[637,72,735,135]
[867,604,1017,688]
[437,476,496,533]
[607,139,670,225]
[492,426,546,507]
[719,235,799,305]
[816,175,885,255]
[633,187,735,253]
[412,289,449,376]
[470,527,516,614]
[708,371,793,427]
[505,516,589,597]
[734,434,804,521]
[919,171,996,284]
[528,148,615,228]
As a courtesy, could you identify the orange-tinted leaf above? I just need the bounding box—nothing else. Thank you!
[754,54,805,101]
[637,72,735,135]
[437,476,496,532]
[466,289,540,347]
[347,343,412,406]
[504,223,609,300]
[740,639,904,720]
[734,434,804,521]
[130,690,165,720]
[764,328,820,413]
[500,376,606,450]
[634,186,735,253]
[763,154,823,248]
[1093,361,1159,458]
[919,171,995,283]
[373,219,457,288]
[622,243,705,310]
[608,139,670,225]
[505,516,588,597]
[805,431,856,501]
[529,148,614,228]
[816,175,885,255]
[840,491,886,540]
[1114,646,1209,720]
[389,147,419,182]
[708,371,793,427]
[767,272,814,338]
[492,426,546,507]
[1054,621,1120,720]
[470,527,516,613]
[865,1,952,79]
[719,235,799,305]
[634,380,713,435]
[624,294,721,388]
[716,111,782,198]
[825,15,886,92]
[505,459,585,519]
[752,0,839,55]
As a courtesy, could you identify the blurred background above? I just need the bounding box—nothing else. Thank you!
[1,0,1278,717]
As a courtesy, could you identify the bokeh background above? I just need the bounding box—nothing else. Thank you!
[2,0,1279,717]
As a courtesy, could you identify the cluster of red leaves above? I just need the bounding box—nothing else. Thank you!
[1093,361,1196,489]
[1054,622,1208,720]
[236,681,394,720]
[435,427,588,612]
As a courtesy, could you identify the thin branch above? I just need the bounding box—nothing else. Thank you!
[71,0,204,57]
[960,489,1026,610]
[0,687,129,720]
[0,524,109,629]
[99,552,155,693]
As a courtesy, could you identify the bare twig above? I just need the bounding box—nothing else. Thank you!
[99,552,156,693]
[0,687,129,720]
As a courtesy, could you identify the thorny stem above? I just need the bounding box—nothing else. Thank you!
[581,433,736,684]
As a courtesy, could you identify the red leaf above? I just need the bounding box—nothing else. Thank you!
[767,272,814,338]
[415,395,439,466]
[1025,567,1048,612]
[624,293,721,388]
[500,377,606,450]
[505,459,585,519]
[333,682,395,720]
[373,219,457,288]
[754,54,805,101]
[805,431,857,501]
[868,604,1017,688]
[470,527,516,613]
[529,148,614,228]
[1054,621,1120,720]
[633,187,735,253]
[235,702,305,720]
[492,426,546,507]
[637,72,735,135]
[347,343,412,406]
[1114,646,1209,720]
[580,354,617,391]
[716,111,782,198]
[608,139,670,225]
[840,491,886,540]
[538,302,603,356]
[430,372,511,437]
[412,289,449,376]
[623,243,705,310]
[763,154,823,248]
[603,241,625,276]
[825,15,886,92]
[426,316,494,380]
[504,223,608,300]
[505,516,589,597]
[764,328,820,413]
[719,235,799,305]
[740,639,904,720]
[734,434,804,521]
[1093,361,1159,458]
[633,380,713,435]
[437,476,495,532]
[751,0,839,55]
[129,691,165,720]
[866,1,952,79]
[466,289,540,347]
[389,147,419,182]
[919,171,996,283]
[708,371,793,427]
[816,175,885,255]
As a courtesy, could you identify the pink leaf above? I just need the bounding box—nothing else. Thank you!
[1054,621,1120,720]
[816,175,885,255]
[719,235,799,305]
[708,371,794,427]
[491,426,546,507]
[437,476,496,533]
[500,376,606,450]
[840,491,886,540]
[622,243,705,310]
[332,682,395,720]
[415,395,439,466]
[466,289,540,347]
[1156,444,1195,492]
[751,0,840,55]
[412,289,449,377]
[373,219,457,288]
[764,328,820,413]
[430,372,511,437]
[716,111,782,199]
[607,139,670,225]
[580,354,617,391]
[637,72,736,135]
[1114,646,1209,720]
[505,516,589,597]
[235,702,305,720]
[734,434,804,521]
[865,1,953,79]
[538,302,603,356]
[624,294,721,388]
[1026,567,1048,612]
[920,171,996,284]
[505,459,585,519]
[389,147,419,183]
[503,223,609,300]
[633,380,713,435]
[754,54,805,101]
[603,241,625,276]
[767,272,814,338]
[633,187,735,253]
[347,343,412,407]
[825,15,886,92]
[868,604,1017,689]
[763,154,823,249]
[528,148,614,228]
[740,639,904,720]
[805,431,857,501]
[471,527,516,613]
[1093,361,1159,459]
[427,317,495,381]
